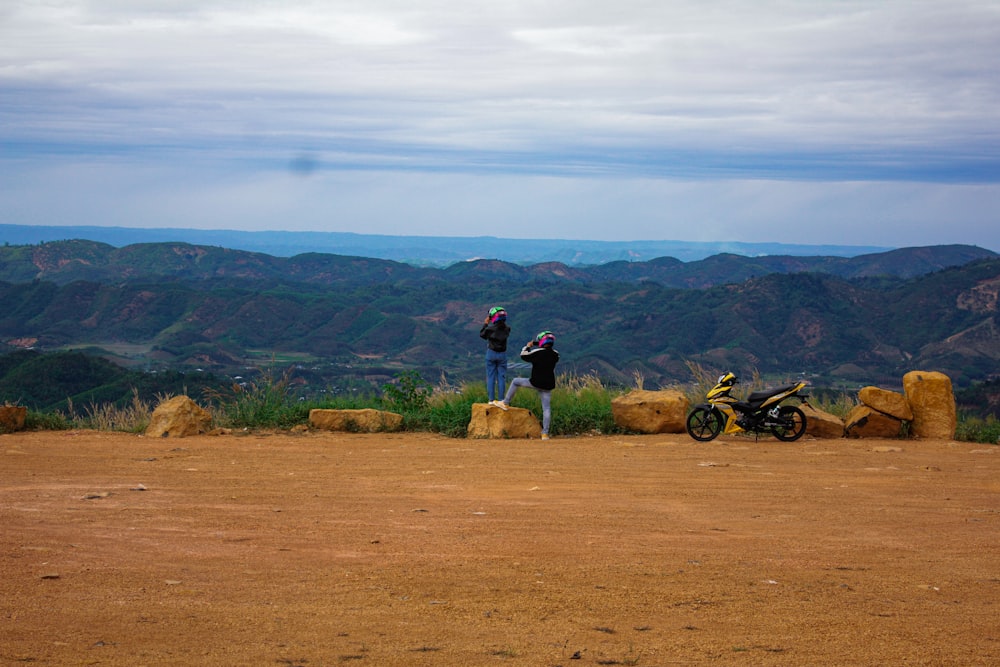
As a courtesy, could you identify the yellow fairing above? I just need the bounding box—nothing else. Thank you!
[717,404,744,434]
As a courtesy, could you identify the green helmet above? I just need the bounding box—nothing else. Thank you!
[535,331,555,347]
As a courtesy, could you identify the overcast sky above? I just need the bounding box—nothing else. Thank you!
[2,1,999,251]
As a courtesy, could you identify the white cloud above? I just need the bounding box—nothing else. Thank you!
[1,1,998,249]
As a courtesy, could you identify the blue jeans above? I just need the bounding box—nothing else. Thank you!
[485,349,507,402]
[503,378,552,435]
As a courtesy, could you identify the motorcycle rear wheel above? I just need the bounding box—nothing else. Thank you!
[771,405,807,441]
[686,407,723,441]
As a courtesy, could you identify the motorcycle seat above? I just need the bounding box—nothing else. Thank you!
[746,384,799,406]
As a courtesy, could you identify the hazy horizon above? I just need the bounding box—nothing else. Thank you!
[1,222,909,264]
[2,2,999,252]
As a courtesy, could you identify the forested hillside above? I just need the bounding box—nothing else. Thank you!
[0,241,998,402]
[0,349,229,412]
[0,239,992,287]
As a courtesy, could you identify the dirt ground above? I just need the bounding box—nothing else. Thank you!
[1,429,997,667]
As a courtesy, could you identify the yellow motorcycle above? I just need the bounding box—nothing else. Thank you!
[686,372,810,441]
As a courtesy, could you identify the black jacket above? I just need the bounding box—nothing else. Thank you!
[480,321,510,352]
[520,343,559,390]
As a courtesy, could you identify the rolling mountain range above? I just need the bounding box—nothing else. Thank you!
[1,240,998,399]
[0,238,993,287]
[0,223,893,265]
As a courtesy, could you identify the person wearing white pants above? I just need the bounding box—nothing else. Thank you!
[492,331,559,439]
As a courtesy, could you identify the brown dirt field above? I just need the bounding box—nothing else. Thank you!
[1,429,998,666]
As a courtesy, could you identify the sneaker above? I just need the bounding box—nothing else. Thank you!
[541,433,550,440]
[492,400,509,411]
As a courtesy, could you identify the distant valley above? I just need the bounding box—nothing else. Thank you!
[0,223,893,266]
[0,237,998,411]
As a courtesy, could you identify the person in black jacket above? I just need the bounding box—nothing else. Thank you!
[479,306,510,403]
[493,330,559,440]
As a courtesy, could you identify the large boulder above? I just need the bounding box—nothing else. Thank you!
[611,390,689,434]
[903,371,957,439]
[0,405,27,432]
[145,395,213,438]
[467,403,542,439]
[309,408,403,433]
[801,403,845,438]
[844,405,903,439]
[858,386,913,421]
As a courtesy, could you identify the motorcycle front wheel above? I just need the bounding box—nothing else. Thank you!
[771,405,807,441]
[686,407,723,441]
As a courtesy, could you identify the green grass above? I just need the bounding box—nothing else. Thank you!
[7,366,999,444]
[203,369,380,430]
[955,414,1000,444]
[549,373,624,436]
[426,386,482,438]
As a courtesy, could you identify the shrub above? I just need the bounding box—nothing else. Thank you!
[955,414,1000,444]
[381,370,432,413]
[204,369,304,429]
[25,409,72,431]
[79,388,155,433]
[427,386,479,438]
[550,373,624,436]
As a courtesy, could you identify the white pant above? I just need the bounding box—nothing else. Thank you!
[503,378,551,434]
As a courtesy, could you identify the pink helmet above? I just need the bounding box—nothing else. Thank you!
[535,331,555,347]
